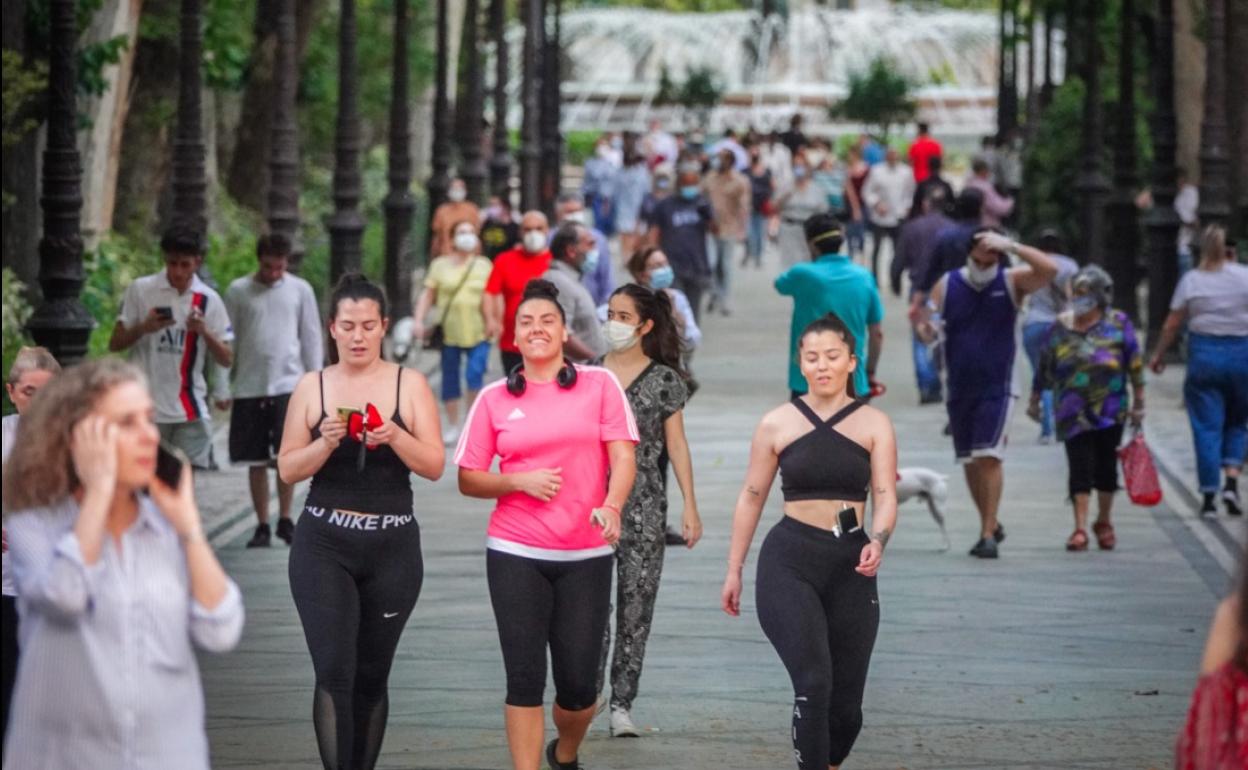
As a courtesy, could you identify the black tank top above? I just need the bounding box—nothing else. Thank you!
[778,398,871,503]
[305,368,413,513]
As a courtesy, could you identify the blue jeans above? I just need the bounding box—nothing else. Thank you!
[1021,321,1056,438]
[1184,334,1248,492]
[441,341,491,401]
[746,213,766,266]
[911,329,942,401]
[712,238,738,309]
[846,220,866,260]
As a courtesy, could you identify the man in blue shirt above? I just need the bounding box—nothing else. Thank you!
[776,212,884,399]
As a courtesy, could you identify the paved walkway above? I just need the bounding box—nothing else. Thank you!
[195,248,1243,769]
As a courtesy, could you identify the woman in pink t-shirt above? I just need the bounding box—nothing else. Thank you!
[456,279,638,770]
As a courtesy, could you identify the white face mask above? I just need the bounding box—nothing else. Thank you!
[453,232,478,253]
[965,259,998,288]
[603,320,641,352]
[447,187,467,203]
[563,210,587,225]
[523,231,547,254]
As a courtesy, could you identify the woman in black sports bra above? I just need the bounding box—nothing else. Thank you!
[720,312,898,770]
[278,274,444,770]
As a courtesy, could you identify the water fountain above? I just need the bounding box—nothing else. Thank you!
[504,0,1062,141]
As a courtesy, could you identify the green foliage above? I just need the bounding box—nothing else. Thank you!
[570,0,747,10]
[26,0,130,101]
[1,52,47,207]
[651,64,724,121]
[564,130,601,167]
[830,55,916,140]
[655,65,679,106]
[2,269,36,414]
[203,0,254,91]
[1020,78,1085,246]
[77,35,129,98]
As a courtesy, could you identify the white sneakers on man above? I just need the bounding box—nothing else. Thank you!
[609,706,640,738]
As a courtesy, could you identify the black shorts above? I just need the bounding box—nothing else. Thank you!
[228,395,290,465]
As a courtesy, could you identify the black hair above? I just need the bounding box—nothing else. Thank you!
[256,233,292,259]
[952,187,984,222]
[928,154,943,173]
[160,225,205,257]
[610,283,689,379]
[329,272,388,321]
[517,278,565,323]
[971,157,991,175]
[803,212,844,254]
[917,122,930,134]
[1036,228,1065,254]
[798,312,857,398]
[549,223,581,264]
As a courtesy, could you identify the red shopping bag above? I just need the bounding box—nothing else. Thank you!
[1118,429,1163,507]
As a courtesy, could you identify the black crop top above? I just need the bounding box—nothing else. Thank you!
[305,369,413,513]
[778,398,872,503]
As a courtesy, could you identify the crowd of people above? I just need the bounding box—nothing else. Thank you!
[0,111,1245,770]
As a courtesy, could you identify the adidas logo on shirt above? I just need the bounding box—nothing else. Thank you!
[507,408,526,421]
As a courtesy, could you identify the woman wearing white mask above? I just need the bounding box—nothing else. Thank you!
[595,283,701,737]
[626,246,701,354]
[429,177,481,259]
[414,220,494,443]
[774,152,830,270]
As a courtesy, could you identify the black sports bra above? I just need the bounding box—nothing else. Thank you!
[778,398,871,503]
[305,368,413,513]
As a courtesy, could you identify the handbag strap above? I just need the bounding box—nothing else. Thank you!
[436,257,480,325]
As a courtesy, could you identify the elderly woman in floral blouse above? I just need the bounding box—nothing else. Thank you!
[1032,265,1145,552]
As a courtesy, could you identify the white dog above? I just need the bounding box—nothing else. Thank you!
[896,467,951,550]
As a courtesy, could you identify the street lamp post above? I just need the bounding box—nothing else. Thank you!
[25,0,93,363]
[520,0,543,212]
[1040,1,1055,111]
[328,0,365,284]
[489,0,511,200]
[171,0,207,235]
[1076,0,1110,265]
[539,0,563,215]
[1197,0,1231,228]
[385,0,415,319]
[267,0,303,267]
[1107,0,1138,319]
[427,0,453,218]
[1145,0,1180,349]
[461,0,488,204]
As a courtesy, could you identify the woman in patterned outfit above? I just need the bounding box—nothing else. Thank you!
[597,283,702,737]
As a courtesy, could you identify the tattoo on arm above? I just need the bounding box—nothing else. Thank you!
[871,529,891,548]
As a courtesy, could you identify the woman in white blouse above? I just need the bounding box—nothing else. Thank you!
[1,358,244,770]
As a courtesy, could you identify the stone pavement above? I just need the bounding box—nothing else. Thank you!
[195,250,1243,770]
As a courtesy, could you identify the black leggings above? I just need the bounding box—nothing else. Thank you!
[1,594,17,756]
[1063,423,1124,498]
[289,506,424,770]
[487,549,612,710]
[756,516,880,769]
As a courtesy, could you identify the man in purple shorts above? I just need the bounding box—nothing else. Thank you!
[924,230,1057,558]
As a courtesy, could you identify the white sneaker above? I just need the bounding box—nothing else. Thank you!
[609,706,639,737]
[441,425,460,446]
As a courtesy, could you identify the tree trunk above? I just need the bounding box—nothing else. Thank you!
[224,0,322,213]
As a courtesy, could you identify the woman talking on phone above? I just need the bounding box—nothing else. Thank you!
[279,273,444,770]
[456,279,638,770]
[2,358,243,770]
[720,313,897,770]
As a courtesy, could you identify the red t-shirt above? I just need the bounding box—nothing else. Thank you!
[908,136,943,183]
[484,246,553,353]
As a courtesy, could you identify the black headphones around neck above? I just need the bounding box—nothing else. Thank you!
[506,359,578,396]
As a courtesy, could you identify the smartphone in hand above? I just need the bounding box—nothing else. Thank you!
[154,306,174,321]
[155,443,187,489]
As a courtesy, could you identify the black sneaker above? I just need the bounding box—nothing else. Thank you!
[993,523,1006,543]
[1223,489,1243,517]
[246,523,271,548]
[969,537,999,559]
[276,517,296,544]
[1200,494,1218,518]
[545,738,582,770]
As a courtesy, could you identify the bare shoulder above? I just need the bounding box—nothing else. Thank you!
[399,364,431,391]
[856,403,896,440]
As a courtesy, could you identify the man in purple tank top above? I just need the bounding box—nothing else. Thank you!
[922,230,1057,558]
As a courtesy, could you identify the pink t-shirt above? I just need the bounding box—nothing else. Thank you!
[454,365,639,559]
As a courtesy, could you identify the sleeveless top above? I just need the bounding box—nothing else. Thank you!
[305,368,413,513]
[943,267,1017,401]
[778,399,871,503]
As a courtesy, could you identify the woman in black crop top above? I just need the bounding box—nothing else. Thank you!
[278,274,444,770]
[719,312,897,770]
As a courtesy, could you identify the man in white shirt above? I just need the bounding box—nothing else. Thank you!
[1174,167,1200,274]
[109,227,234,469]
[863,147,916,285]
[220,234,324,548]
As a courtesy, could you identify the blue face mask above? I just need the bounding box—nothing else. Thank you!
[680,185,699,200]
[581,248,600,275]
[649,265,674,289]
[1070,294,1099,316]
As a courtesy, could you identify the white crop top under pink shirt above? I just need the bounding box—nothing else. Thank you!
[454,365,639,560]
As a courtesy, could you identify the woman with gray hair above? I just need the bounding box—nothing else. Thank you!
[2,358,243,769]
[1032,265,1145,551]
[2,346,61,749]
[1150,224,1248,517]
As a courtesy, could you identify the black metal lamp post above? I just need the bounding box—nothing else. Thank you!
[1145,0,1180,348]
[25,0,93,363]
[268,0,303,267]
[489,0,512,200]
[385,0,415,319]
[1076,0,1110,265]
[520,0,544,212]
[171,0,207,235]
[539,0,562,215]
[427,0,453,218]
[328,0,365,284]
[1107,0,1138,318]
[461,0,488,204]
[1197,0,1231,229]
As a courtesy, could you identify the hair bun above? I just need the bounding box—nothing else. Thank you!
[522,278,560,303]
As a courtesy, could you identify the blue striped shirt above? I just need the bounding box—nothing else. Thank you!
[3,495,244,769]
